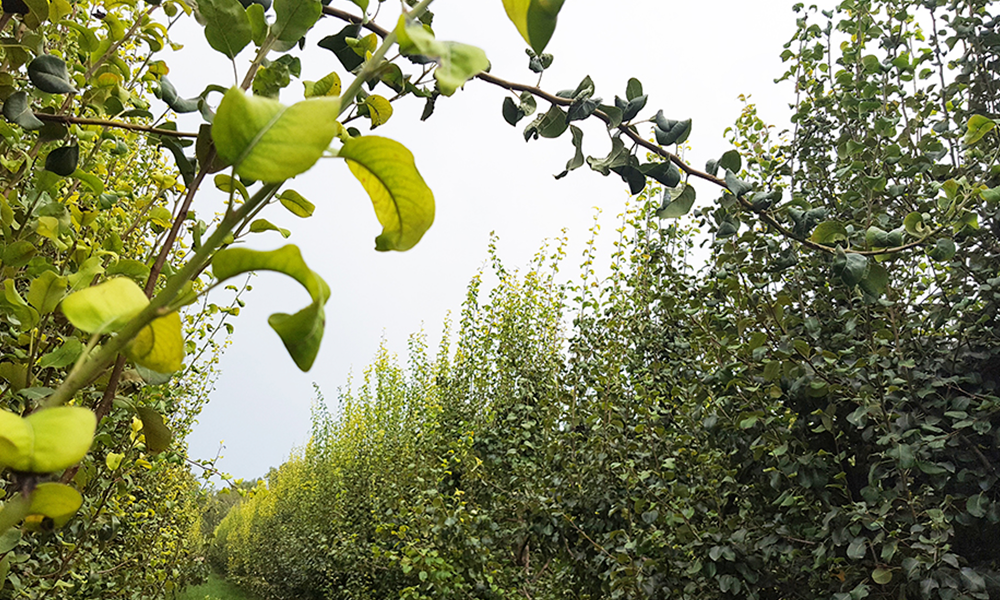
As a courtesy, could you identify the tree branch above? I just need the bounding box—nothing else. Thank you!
[33,112,198,139]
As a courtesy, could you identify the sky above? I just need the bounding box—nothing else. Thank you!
[164,0,800,481]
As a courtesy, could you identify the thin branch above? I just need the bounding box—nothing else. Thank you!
[33,112,198,139]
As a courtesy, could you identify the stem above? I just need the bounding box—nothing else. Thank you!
[43,182,282,408]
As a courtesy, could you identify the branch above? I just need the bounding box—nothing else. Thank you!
[33,113,198,139]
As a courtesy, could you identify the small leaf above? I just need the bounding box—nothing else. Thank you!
[136,407,172,453]
[847,537,866,560]
[212,245,330,371]
[718,149,741,174]
[212,87,340,182]
[501,0,564,54]
[810,221,849,244]
[657,184,696,218]
[625,77,642,101]
[197,0,252,58]
[249,218,291,238]
[653,112,691,145]
[303,71,341,98]
[279,189,315,217]
[62,278,148,334]
[28,55,77,94]
[45,144,78,176]
[725,170,752,198]
[105,452,124,470]
[363,95,393,128]
[338,136,435,251]
[36,337,83,370]
[872,568,893,585]
[964,114,996,145]
[124,311,184,374]
[502,96,523,126]
[26,483,82,528]
[2,92,43,130]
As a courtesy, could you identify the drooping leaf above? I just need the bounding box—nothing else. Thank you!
[554,125,584,180]
[725,170,752,198]
[396,17,490,97]
[124,311,184,374]
[136,407,173,453]
[639,161,681,188]
[212,87,340,182]
[2,92,43,130]
[810,221,849,244]
[524,104,568,140]
[362,95,393,128]
[27,270,68,314]
[718,149,741,174]
[197,0,252,58]
[279,189,315,217]
[339,136,435,251]
[834,252,869,287]
[501,0,565,54]
[249,218,291,238]
[26,483,82,528]
[61,277,149,334]
[272,0,321,42]
[657,184,696,218]
[928,238,956,261]
[27,55,77,94]
[653,112,691,146]
[212,245,330,371]
[586,135,629,175]
[964,114,996,145]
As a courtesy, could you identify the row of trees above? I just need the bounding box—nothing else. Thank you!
[209,0,1000,598]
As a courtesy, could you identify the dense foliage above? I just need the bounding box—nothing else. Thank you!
[211,0,1000,599]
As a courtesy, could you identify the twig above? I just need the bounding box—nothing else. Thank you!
[33,113,198,139]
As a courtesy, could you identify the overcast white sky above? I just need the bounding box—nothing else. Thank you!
[166,0,799,480]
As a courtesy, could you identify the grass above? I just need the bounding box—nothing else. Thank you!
[174,572,260,600]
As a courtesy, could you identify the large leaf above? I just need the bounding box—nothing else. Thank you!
[124,311,185,374]
[653,111,692,146]
[2,92,43,130]
[0,407,95,473]
[212,88,340,182]
[212,245,330,370]
[657,184,696,218]
[338,136,435,251]
[272,0,321,42]
[61,277,148,334]
[197,0,252,59]
[810,221,849,244]
[501,0,564,55]
[396,17,490,96]
[28,55,77,94]
[26,483,82,528]
[27,270,68,314]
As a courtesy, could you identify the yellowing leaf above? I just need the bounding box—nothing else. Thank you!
[61,277,149,334]
[124,311,184,374]
[0,407,96,473]
[105,452,124,471]
[303,71,341,98]
[26,483,82,528]
[501,0,564,55]
[338,136,435,251]
[363,95,393,128]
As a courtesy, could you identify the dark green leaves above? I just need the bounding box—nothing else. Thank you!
[338,136,435,251]
[657,184,696,218]
[928,238,956,261]
[640,161,681,188]
[212,87,340,182]
[501,0,565,54]
[212,246,330,371]
[45,144,78,176]
[832,250,868,287]
[810,221,848,244]
[28,55,77,94]
[2,92,43,130]
[318,25,364,72]
[197,0,252,59]
[524,104,567,140]
[273,0,322,41]
[136,407,172,453]
[653,111,691,146]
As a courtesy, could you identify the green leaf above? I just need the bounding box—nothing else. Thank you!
[657,184,696,218]
[3,241,36,267]
[212,245,330,370]
[272,0,321,42]
[3,407,96,473]
[653,112,691,145]
[859,262,888,297]
[26,483,82,528]
[903,212,927,236]
[61,277,149,334]
[212,87,340,182]
[718,149,741,174]
[524,104,568,140]
[981,186,1000,203]
[966,494,988,518]
[639,161,681,188]
[303,71,341,98]
[36,337,83,370]
[348,0,367,11]
[625,77,642,101]
[847,537,866,560]
[247,2,268,45]
[725,170,752,198]
[27,55,77,94]
[279,189,315,217]
[0,529,20,554]
[338,136,435,251]
[136,407,172,454]
[928,238,956,261]
[2,92,43,130]
[106,259,151,282]
[964,114,996,145]
[501,0,564,54]
[197,0,251,58]
[124,311,185,374]
[27,270,68,314]
[836,253,869,288]
[22,0,48,29]
[396,17,490,97]
[554,125,584,179]
[810,221,849,244]
[45,144,78,176]
[872,568,893,585]
[105,452,123,470]
[249,218,291,238]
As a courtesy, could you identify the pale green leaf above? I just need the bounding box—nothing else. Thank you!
[61,277,148,334]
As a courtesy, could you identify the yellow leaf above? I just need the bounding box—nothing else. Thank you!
[124,311,184,373]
